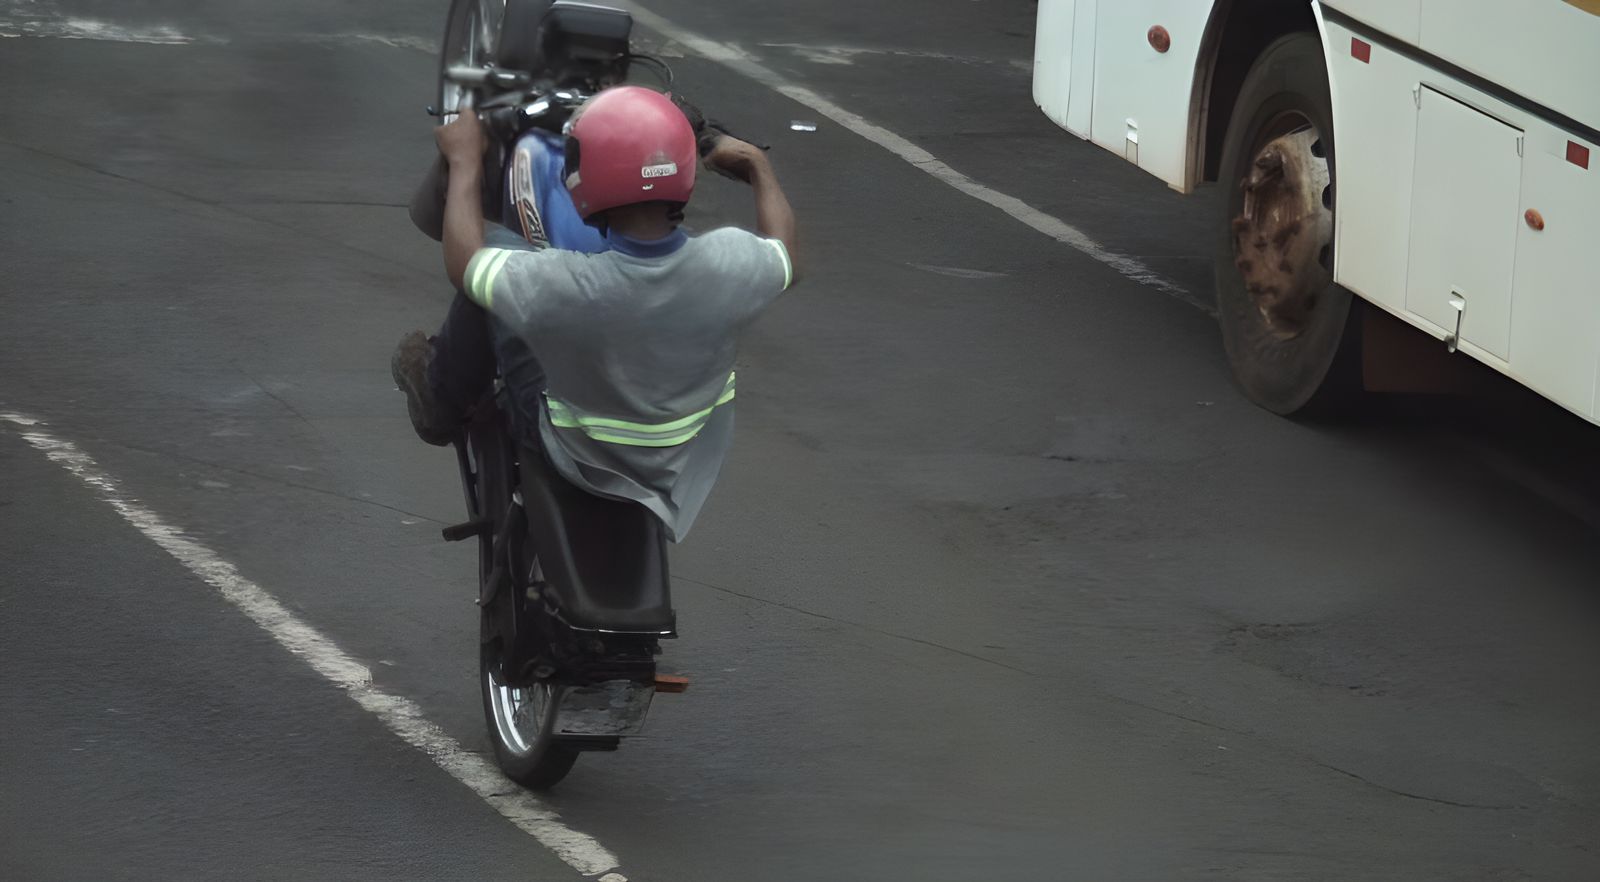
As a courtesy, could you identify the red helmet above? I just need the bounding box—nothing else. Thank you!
[564,86,697,220]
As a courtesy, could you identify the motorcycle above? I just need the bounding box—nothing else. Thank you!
[411,0,692,790]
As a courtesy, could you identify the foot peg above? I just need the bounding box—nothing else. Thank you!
[442,518,492,542]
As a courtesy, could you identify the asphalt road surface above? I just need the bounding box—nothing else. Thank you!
[3,1,1599,880]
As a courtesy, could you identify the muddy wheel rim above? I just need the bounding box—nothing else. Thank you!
[1231,112,1334,340]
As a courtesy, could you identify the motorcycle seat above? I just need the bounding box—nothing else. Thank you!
[517,445,675,634]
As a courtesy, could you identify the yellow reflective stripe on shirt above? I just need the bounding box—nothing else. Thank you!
[546,373,736,447]
[574,428,707,447]
[480,250,514,306]
[465,248,515,308]
[763,238,793,290]
[464,250,493,305]
[546,402,712,446]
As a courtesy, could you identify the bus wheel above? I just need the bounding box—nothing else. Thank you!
[1214,32,1359,415]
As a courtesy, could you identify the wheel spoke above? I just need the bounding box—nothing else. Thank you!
[477,6,493,62]
[488,660,557,759]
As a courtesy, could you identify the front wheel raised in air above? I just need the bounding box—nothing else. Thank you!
[1214,32,1361,415]
[481,641,579,789]
[437,0,508,113]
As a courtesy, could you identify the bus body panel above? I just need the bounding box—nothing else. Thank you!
[1319,10,1421,321]
[1403,87,1522,362]
[1321,14,1600,420]
[1032,0,1075,131]
[1418,0,1599,132]
[1085,0,1211,187]
[1511,128,1600,417]
[1032,0,1097,137]
[1323,0,1420,42]
[1326,0,1600,131]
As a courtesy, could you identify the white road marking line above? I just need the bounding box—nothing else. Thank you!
[757,41,1031,71]
[908,262,1010,280]
[0,4,433,52]
[318,32,436,53]
[0,411,626,881]
[0,16,195,43]
[620,2,1211,314]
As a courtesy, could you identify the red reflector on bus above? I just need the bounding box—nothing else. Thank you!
[1568,141,1591,169]
[1351,38,1371,63]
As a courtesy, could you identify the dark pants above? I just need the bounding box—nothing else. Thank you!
[427,290,495,416]
[428,289,546,447]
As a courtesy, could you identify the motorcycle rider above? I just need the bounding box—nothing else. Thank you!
[391,85,798,541]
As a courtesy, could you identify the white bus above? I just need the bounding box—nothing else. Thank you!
[1032,0,1600,424]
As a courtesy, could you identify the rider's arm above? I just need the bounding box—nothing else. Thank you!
[749,158,798,285]
[436,112,488,291]
[705,137,800,285]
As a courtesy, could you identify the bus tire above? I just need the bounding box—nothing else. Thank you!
[1213,32,1360,416]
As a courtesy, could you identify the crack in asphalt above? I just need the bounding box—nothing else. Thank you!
[234,365,315,428]
[0,137,435,284]
[680,571,1531,812]
[232,199,412,208]
[99,436,448,526]
[673,573,1036,676]
[1313,761,1517,811]
[674,572,1251,740]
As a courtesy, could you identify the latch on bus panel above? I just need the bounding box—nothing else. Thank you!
[1445,289,1466,353]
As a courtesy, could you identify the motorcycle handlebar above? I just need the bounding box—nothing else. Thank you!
[408,98,564,242]
[408,90,771,241]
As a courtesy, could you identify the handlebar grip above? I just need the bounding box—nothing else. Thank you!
[697,121,771,158]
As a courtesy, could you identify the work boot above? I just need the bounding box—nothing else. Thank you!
[390,331,455,446]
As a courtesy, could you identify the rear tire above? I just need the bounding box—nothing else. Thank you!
[1214,32,1360,415]
[481,640,579,790]
[471,427,577,791]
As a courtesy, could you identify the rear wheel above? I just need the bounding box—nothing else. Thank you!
[1214,32,1360,415]
[470,428,578,790]
[481,641,579,789]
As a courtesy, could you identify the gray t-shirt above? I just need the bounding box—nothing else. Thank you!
[463,226,793,541]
